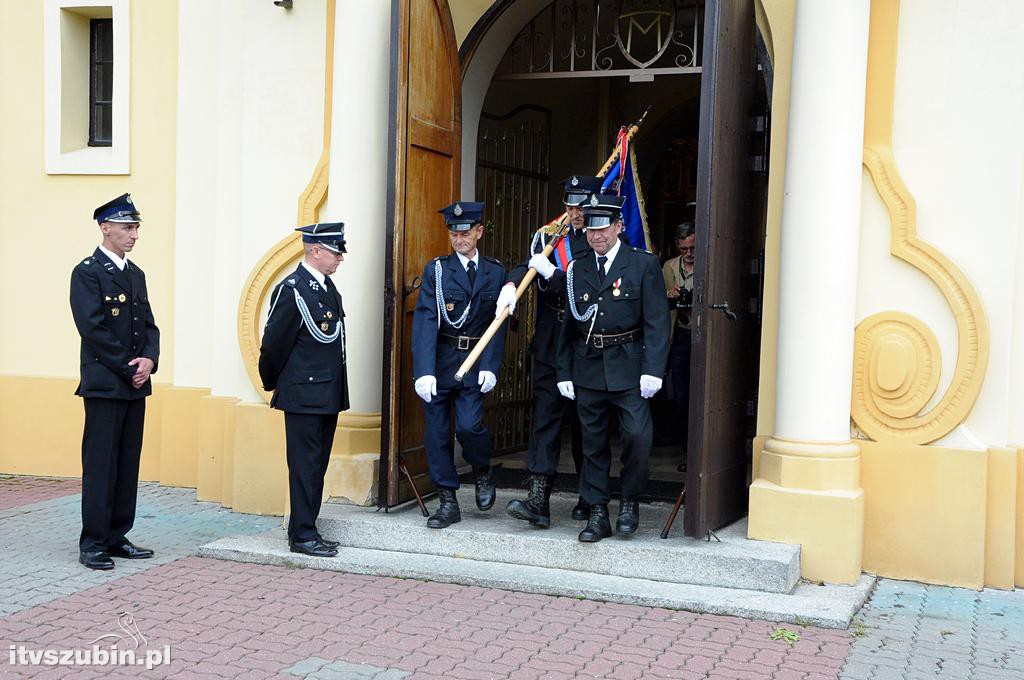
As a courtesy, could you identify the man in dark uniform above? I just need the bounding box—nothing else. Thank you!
[70,193,159,570]
[411,201,507,529]
[499,175,602,528]
[556,194,670,542]
[259,223,349,557]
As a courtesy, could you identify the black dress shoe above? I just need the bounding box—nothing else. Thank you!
[80,551,114,570]
[317,534,340,549]
[571,497,590,521]
[475,469,496,511]
[289,539,338,558]
[616,498,640,535]
[578,504,612,543]
[506,474,552,528]
[427,488,461,529]
[107,541,154,559]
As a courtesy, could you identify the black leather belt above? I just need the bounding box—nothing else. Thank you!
[589,328,641,349]
[440,333,480,350]
[544,301,566,322]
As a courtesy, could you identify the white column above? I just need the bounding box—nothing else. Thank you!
[774,0,872,442]
[322,0,392,413]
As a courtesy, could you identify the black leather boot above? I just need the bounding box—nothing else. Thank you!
[616,498,640,535]
[427,488,462,529]
[506,474,552,528]
[578,504,612,542]
[475,468,496,511]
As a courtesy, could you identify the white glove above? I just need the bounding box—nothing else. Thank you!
[557,381,575,400]
[529,253,557,280]
[640,374,663,399]
[495,283,517,318]
[414,375,437,403]
[478,370,497,394]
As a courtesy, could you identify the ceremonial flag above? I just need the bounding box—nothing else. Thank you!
[601,126,652,251]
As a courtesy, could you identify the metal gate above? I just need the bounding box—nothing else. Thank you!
[476,105,551,454]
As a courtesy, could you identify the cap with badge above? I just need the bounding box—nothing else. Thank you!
[582,193,626,229]
[560,175,603,207]
[438,201,485,232]
[295,222,347,254]
[94,193,142,224]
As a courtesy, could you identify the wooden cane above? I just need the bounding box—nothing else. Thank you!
[453,110,651,383]
[397,456,429,517]
[660,487,685,539]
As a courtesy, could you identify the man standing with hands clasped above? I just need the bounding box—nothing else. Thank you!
[70,193,159,570]
[259,223,350,558]
[556,193,670,542]
[412,202,507,529]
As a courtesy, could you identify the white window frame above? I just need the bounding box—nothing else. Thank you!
[44,0,130,174]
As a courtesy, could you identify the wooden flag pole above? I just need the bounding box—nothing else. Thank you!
[454,108,650,382]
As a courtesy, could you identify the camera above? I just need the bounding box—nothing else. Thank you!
[675,286,693,312]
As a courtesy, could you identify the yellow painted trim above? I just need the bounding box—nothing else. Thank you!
[854,0,989,444]
[985,447,1017,589]
[158,386,209,488]
[231,402,288,516]
[1016,448,1024,587]
[237,0,337,402]
[197,395,238,503]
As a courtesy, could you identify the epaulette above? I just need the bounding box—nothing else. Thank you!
[631,247,655,256]
[483,255,501,265]
[78,257,93,268]
[434,255,449,263]
[281,276,298,288]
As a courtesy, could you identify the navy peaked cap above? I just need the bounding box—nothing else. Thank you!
[94,193,142,224]
[438,201,485,231]
[295,222,347,253]
[582,193,625,229]
[561,175,603,207]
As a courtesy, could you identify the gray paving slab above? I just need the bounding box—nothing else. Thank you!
[0,483,278,616]
[199,529,873,628]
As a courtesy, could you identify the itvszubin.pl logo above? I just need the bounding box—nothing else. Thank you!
[8,611,170,669]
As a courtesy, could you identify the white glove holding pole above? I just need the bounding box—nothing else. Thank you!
[640,374,663,399]
[529,253,557,280]
[494,283,518,318]
[415,375,437,403]
[478,370,497,394]
[557,381,575,400]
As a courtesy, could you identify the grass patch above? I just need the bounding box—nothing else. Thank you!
[770,627,800,646]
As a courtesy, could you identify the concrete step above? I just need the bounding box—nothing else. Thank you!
[313,490,802,594]
[198,530,874,629]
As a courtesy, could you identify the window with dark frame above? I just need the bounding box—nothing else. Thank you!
[88,18,113,147]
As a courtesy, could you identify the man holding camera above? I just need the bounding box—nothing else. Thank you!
[662,223,695,471]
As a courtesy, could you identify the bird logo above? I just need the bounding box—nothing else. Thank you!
[90,611,148,649]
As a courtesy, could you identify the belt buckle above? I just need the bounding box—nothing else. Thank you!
[592,335,604,349]
[457,336,470,351]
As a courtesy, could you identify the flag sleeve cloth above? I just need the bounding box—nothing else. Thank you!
[601,129,652,251]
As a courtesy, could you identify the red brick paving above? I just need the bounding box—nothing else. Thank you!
[0,556,854,679]
[0,476,80,511]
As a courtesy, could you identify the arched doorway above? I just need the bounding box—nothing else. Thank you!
[462,0,771,536]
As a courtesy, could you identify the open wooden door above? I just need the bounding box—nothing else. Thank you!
[380,0,462,507]
[685,0,758,537]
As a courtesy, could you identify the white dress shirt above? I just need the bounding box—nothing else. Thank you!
[455,250,480,272]
[595,237,623,274]
[98,244,127,271]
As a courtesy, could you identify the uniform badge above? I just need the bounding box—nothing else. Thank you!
[571,176,579,186]
[453,203,463,217]
[612,278,622,296]
[118,293,126,302]
[326,311,333,319]
[309,281,319,291]
[104,296,111,301]
[446,303,455,312]
[590,194,599,207]
[111,308,120,317]
[320,322,330,331]
[582,292,589,302]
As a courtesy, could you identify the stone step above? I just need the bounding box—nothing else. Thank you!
[198,530,874,629]
[313,490,801,594]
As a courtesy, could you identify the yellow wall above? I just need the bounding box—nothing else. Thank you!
[0,0,179,380]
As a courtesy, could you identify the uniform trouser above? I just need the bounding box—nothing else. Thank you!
[575,385,652,506]
[422,382,491,490]
[80,397,146,553]
[670,328,692,450]
[284,412,338,543]
[526,358,583,478]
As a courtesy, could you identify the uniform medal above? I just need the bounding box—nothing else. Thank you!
[118,293,126,302]
[111,308,120,317]
[612,278,622,297]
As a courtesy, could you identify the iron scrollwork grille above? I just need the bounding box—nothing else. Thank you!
[495,0,704,81]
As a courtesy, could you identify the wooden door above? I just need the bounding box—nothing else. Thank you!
[380,0,462,507]
[685,0,758,537]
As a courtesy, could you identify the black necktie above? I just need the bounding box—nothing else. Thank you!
[597,256,608,282]
[467,260,477,287]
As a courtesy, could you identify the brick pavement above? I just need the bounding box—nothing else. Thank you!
[0,477,1020,679]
